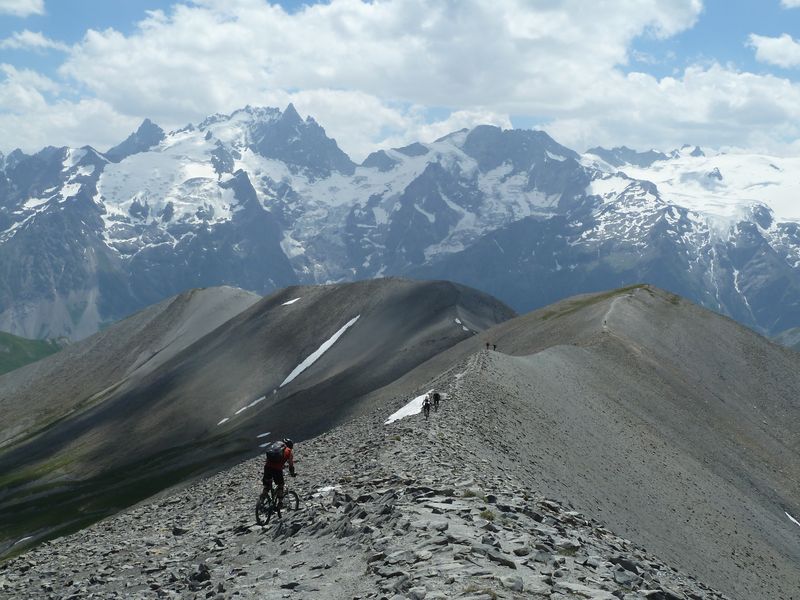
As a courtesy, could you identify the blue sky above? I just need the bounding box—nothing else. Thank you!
[1,0,800,159]
[629,0,800,78]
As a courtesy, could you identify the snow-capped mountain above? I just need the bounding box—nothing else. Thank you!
[2,104,800,339]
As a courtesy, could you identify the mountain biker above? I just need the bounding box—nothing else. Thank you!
[261,438,296,507]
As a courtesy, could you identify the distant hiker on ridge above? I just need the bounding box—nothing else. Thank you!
[422,394,432,420]
[485,342,490,350]
[260,438,296,508]
[432,391,441,412]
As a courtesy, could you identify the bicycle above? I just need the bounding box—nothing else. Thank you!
[255,483,300,525]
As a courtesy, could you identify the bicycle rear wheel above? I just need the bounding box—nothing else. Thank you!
[255,497,274,525]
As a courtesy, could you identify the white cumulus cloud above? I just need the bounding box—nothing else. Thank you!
[2,0,800,157]
[0,30,70,52]
[748,33,800,68]
[781,0,800,7]
[0,0,44,17]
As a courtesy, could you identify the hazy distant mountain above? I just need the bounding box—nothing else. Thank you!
[584,145,669,168]
[2,105,800,339]
[775,326,800,351]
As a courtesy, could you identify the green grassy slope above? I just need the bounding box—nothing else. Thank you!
[0,332,63,376]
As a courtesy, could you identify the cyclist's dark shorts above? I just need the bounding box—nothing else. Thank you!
[263,467,284,487]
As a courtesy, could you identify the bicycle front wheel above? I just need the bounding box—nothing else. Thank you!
[282,490,300,513]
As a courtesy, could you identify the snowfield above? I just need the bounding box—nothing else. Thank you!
[590,149,800,225]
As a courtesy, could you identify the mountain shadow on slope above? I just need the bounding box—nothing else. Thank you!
[0,278,513,558]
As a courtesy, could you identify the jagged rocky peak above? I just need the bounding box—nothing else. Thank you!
[361,149,399,171]
[672,144,705,158]
[3,146,70,200]
[105,118,166,163]
[461,124,579,173]
[586,145,669,168]
[281,101,303,124]
[248,103,356,178]
[393,141,429,157]
[2,148,27,171]
[748,203,773,229]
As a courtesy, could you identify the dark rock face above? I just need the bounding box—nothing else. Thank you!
[393,141,430,157]
[587,145,669,168]
[126,171,297,308]
[249,103,356,179]
[105,119,166,163]
[463,125,579,174]
[361,150,398,172]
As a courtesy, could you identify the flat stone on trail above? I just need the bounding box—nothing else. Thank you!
[385,550,415,564]
[500,574,524,591]
[413,549,432,561]
[407,586,427,599]
[614,568,641,587]
[485,548,517,569]
[554,581,617,599]
[424,501,473,512]
[411,518,449,532]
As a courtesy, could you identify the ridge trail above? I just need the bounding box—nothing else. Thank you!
[0,351,737,599]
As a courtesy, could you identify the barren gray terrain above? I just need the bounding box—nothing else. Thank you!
[1,350,735,600]
[0,285,261,450]
[2,283,798,599]
[343,284,800,598]
[0,278,513,559]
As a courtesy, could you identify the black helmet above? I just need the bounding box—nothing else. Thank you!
[283,438,294,449]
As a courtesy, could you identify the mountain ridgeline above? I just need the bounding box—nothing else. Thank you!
[0,278,514,558]
[2,104,800,342]
[0,281,798,599]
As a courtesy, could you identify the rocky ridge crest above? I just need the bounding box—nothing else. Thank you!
[1,351,729,600]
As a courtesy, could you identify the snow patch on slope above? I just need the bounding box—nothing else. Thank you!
[385,390,433,425]
[280,315,360,387]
